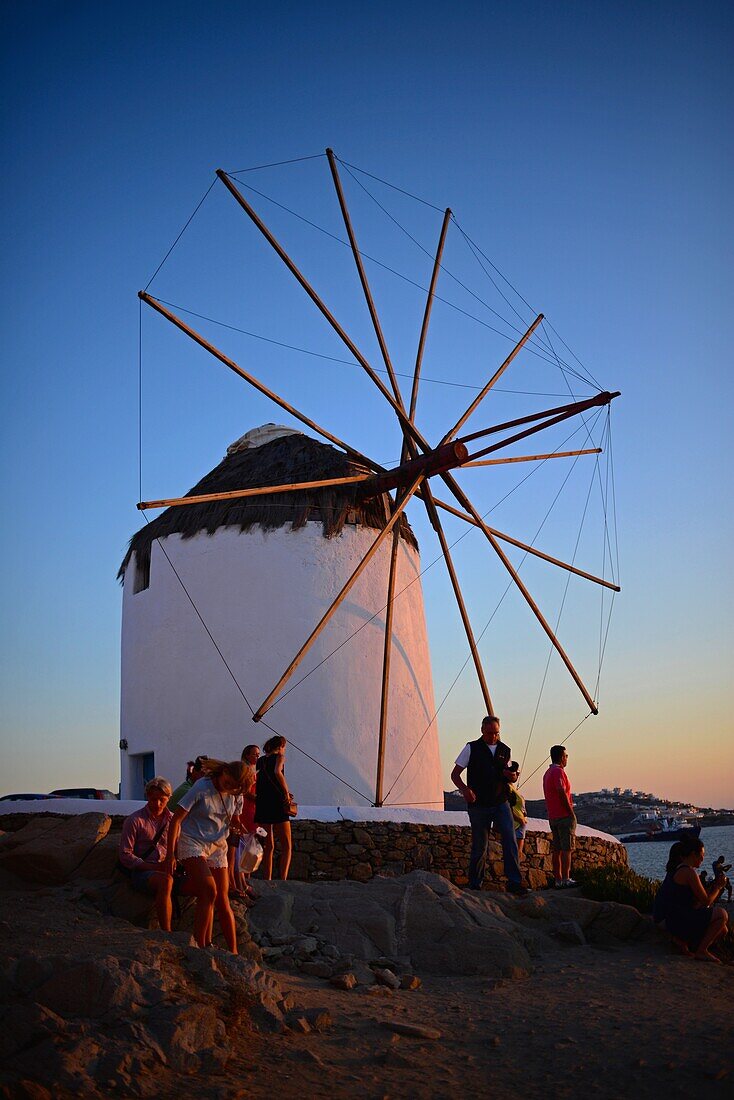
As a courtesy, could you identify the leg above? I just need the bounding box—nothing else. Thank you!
[694,907,728,961]
[560,850,572,880]
[516,837,525,860]
[492,802,522,886]
[552,849,562,883]
[211,865,238,954]
[151,871,174,931]
[261,825,274,880]
[467,807,491,889]
[181,857,217,948]
[273,821,292,880]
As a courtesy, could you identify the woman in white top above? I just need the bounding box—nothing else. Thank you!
[165,758,249,953]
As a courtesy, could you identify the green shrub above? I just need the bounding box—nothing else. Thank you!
[575,863,660,913]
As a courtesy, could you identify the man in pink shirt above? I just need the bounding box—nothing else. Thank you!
[119,777,174,929]
[542,745,577,888]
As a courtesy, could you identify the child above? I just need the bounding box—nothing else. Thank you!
[505,761,527,859]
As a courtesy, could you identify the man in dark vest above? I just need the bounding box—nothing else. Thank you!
[451,715,527,895]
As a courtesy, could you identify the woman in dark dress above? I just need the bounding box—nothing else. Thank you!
[654,836,728,961]
[255,735,293,880]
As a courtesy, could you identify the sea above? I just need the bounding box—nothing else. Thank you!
[622,823,734,881]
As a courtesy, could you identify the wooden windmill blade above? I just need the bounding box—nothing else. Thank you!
[323,151,492,798]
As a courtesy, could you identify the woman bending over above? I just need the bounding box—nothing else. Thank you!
[164,758,249,953]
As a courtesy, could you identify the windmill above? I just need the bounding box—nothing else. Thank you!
[122,150,620,805]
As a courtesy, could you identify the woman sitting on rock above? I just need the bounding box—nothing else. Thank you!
[164,759,250,953]
[118,777,174,931]
[255,735,293,881]
[654,836,729,961]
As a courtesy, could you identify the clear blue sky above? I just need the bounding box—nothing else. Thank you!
[2,1,732,807]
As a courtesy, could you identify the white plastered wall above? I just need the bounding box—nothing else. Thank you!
[120,523,441,806]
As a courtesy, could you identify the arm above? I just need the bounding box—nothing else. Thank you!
[119,815,144,870]
[675,866,725,908]
[450,764,476,804]
[163,806,188,872]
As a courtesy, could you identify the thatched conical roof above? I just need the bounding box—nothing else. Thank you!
[119,428,418,581]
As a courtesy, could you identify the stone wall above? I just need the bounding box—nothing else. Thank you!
[286,820,627,890]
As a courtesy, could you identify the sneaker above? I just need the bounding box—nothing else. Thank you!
[553,880,563,889]
[563,878,579,888]
[507,882,529,897]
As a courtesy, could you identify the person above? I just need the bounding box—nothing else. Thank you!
[231,744,260,899]
[118,776,174,931]
[255,735,293,881]
[169,754,208,810]
[451,716,527,896]
[711,856,732,903]
[653,836,729,961]
[543,745,577,888]
[225,787,246,900]
[164,758,250,953]
[505,761,528,859]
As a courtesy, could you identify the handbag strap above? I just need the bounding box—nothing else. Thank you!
[140,816,169,862]
[216,787,234,827]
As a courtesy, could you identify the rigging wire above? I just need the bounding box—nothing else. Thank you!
[227,153,325,174]
[518,711,594,791]
[454,220,603,392]
[149,295,583,400]
[518,424,606,775]
[544,321,618,587]
[145,177,217,291]
[337,156,446,213]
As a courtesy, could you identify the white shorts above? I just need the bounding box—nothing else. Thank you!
[177,834,228,869]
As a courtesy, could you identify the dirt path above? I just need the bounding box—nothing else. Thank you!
[1,877,732,1099]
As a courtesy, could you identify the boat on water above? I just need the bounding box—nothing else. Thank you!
[620,817,702,844]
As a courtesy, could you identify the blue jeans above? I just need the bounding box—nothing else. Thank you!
[467,802,521,888]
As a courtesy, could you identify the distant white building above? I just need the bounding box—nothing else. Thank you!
[119,426,442,807]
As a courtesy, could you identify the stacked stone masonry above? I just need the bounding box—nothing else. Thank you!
[285,820,627,890]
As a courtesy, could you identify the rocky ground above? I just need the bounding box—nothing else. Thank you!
[0,814,732,1098]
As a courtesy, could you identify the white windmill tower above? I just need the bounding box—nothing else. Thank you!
[119,423,443,806]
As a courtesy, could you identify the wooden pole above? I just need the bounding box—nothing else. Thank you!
[409,208,452,424]
[438,470,599,713]
[462,447,601,468]
[138,292,385,475]
[326,149,404,410]
[464,396,612,464]
[439,314,544,444]
[421,491,620,592]
[421,483,494,715]
[138,474,374,512]
[139,441,467,512]
[456,391,621,449]
[252,474,425,721]
[216,170,427,454]
[374,524,401,807]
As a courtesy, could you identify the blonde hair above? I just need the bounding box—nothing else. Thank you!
[200,758,251,790]
[145,776,172,798]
